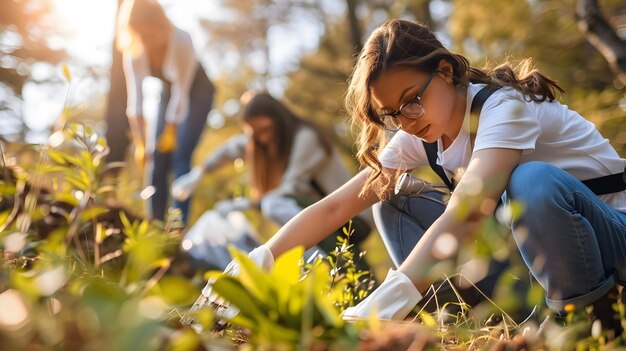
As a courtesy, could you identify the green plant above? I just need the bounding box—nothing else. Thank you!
[0,122,196,350]
[197,246,360,349]
[326,220,373,312]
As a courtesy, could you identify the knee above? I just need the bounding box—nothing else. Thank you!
[372,195,405,227]
[507,162,577,220]
[508,162,562,203]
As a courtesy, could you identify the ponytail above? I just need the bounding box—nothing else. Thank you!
[468,59,565,102]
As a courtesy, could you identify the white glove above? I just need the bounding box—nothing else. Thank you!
[171,168,203,201]
[342,269,422,321]
[184,245,274,325]
[214,197,251,216]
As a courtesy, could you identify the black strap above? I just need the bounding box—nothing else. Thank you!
[582,171,626,195]
[423,85,500,191]
[470,85,500,115]
[423,141,454,190]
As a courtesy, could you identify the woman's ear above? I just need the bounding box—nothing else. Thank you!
[437,60,454,85]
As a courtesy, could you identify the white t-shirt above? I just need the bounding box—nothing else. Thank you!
[379,83,626,213]
[123,26,199,124]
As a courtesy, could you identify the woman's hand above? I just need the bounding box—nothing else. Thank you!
[214,197,252,216]
[157,123,178,153]
[171,168,203,201]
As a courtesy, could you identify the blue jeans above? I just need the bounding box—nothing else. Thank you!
[373,192,446,267]
[506,162,626,312]
[150,65,214,223]
[373,191,513,314]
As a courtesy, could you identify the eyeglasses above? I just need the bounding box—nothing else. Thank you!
[376,71,436,131]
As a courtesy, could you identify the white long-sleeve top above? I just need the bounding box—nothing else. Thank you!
[123,26,198,124]
[201,126,375,225]
[202,127,350,199]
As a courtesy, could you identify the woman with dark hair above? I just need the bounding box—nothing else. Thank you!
[172,92,373,265]
[193,19,626,334]
[116,0,215,224]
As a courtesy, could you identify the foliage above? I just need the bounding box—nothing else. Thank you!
[0,123,192,350]
[201,246,360,349]
[327,220,374,312]
[2,122,626,350]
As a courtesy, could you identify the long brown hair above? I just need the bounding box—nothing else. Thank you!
[116,0,171,57]
[345,18,564,197]
[241,93,333,198]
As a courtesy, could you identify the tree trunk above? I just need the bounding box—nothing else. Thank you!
[105,0,130,164]
[577,0,626,85]
[407,0,433,27]
[345,0,363,56]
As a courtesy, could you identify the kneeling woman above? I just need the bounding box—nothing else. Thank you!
[200,19,626,329]
[172,92,374,270]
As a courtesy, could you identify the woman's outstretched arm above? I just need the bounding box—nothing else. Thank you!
[265,168,386,258]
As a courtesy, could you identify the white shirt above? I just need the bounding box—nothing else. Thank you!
[379,83,626,213]
[123,26,198,124]
[204,126,352,198]
[203,126,375,225]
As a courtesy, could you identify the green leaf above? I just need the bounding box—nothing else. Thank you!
[228,246,274,307]
[82,206,110,222]
[228,313,257,330]
[271,246,304,314]
[167,328,200,350]
[61,153,82,168]
[151,275,197,305]
[46,149,67,165]
[418,310,438,327]
[138,220,150,237]
[51,192,80,207]
[271,246,303,286]
[211,275,265,322]
[119,211,132,232]
[258,319,301,344]
[44,165,71,174]
[64,173,88,190]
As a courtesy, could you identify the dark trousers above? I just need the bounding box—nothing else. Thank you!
[150,64,214,223]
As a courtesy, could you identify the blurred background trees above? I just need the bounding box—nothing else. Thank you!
[2,0,625,222]
[0,0,67,140]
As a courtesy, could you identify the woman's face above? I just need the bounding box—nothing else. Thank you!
[369,65,460,144]
[243,115,275,146]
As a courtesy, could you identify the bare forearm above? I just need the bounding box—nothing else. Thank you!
[265,169,379,258]
[265,200,344,257]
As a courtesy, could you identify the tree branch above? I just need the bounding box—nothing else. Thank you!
[577,0,626,85]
